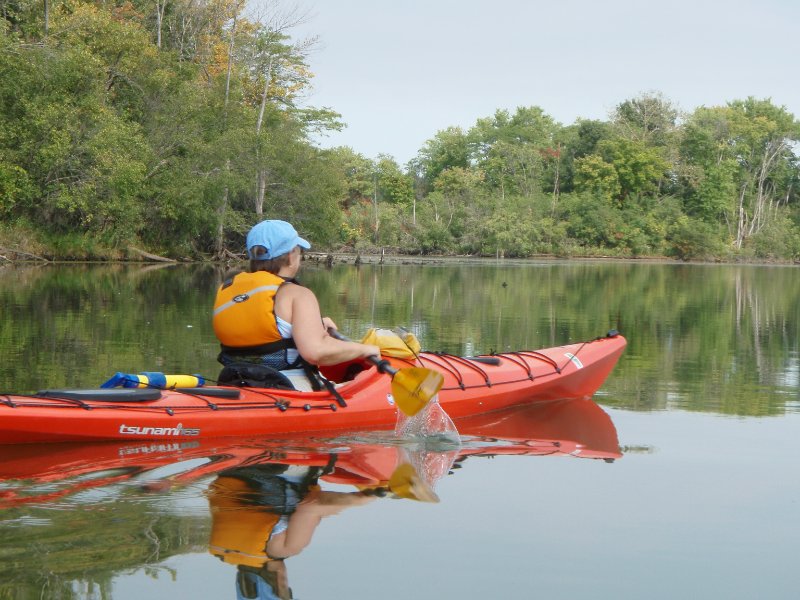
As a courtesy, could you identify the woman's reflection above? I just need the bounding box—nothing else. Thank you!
[208,460,388,600]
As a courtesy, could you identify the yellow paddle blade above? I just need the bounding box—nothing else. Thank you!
[387,463,440,503]
[390,367,445,417]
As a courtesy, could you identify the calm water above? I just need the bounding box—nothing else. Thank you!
[0,260,798,599]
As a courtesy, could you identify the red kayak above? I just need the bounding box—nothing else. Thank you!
[0,332,626,444]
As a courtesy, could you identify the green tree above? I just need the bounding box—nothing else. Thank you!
[0,13,153,245]
[375,155,414,205]
[559,192,627,251]
[681,99,800,249]
[574,139,668,206]
[466,106,560,199]
[431,167,485,230]
[413,126,471,189]
[328,147,374,208]
[558,119,614,193]
[599,138,669,202]
[573,154,621,203]
[612,91,679,147]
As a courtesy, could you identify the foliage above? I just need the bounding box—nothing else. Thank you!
[560,192,626,250]
[612,91,679,146]
[413,126,471,189]
[1,0,343,258]
[597,138,669,203]
[679,99,800,250]
[573,154,621,203]
[745,214,800,260]
[666,216,726,261]
[375,154,414,205]
[1,4,800,261]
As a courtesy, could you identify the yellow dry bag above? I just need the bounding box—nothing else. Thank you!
[360,328,421,359]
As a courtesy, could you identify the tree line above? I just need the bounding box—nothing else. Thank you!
[2,1,799,261]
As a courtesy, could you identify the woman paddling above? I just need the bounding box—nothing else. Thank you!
[212,219,379,391]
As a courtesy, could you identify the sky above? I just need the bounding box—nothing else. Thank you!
[262,0,800,165]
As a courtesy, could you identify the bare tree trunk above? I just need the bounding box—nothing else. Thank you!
[217,179,229,258]
[155,0,167,48]
[216,4,242,259]
[44,0,49,35]
[748,140,785,239]
[551,143,561,215]
[373,174,379,243]
[254,55,274,215]
[256,55,274,135]
[735,139,786,249]
[735,183,747,249]
[255,169,266,216]
[223,9,239,109]
[519,162,531,198]
[249,6,315,216]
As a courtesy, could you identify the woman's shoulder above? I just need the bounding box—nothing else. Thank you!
[277,279,315,301]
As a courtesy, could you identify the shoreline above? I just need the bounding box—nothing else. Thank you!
[303,251,798,268]
[2,248,798,268]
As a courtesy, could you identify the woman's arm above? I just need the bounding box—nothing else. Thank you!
[280,285,380,366]
[266,490,375,558]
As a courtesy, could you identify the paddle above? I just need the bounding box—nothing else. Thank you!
[359,462,440,502]
[327,328,444,417]
[387,462,440,503]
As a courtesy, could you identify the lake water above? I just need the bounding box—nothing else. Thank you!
[0,260,797,599]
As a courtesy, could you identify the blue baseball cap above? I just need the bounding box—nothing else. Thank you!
[246,220,310,260]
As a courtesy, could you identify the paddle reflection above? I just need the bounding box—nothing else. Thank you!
[0,399,619,597]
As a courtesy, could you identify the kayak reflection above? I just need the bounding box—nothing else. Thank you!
[0,398,619,507]
[0,399,619,598]
[205,398,619,600]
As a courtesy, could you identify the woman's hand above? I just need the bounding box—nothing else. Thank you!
[323,319,380,360]
[362,344,381,360]
[324,319,380,360]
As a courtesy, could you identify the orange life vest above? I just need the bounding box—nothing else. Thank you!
[212,271,290,353]
[208,475,282,567]
[207,474,321,567]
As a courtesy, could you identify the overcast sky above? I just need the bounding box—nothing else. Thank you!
[278,0,800,165]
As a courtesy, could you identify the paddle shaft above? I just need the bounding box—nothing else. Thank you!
[327,327,444,417]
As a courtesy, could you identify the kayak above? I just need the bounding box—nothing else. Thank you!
[0,398,621,506]
[0,332,626,445]
[0,331,626,445]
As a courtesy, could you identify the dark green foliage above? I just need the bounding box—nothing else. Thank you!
[746,215,800,260]
[0,2,345,258]
[666,217,726,261]
[1,4,799,261]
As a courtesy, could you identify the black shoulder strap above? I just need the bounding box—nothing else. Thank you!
[220,270,243,290]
